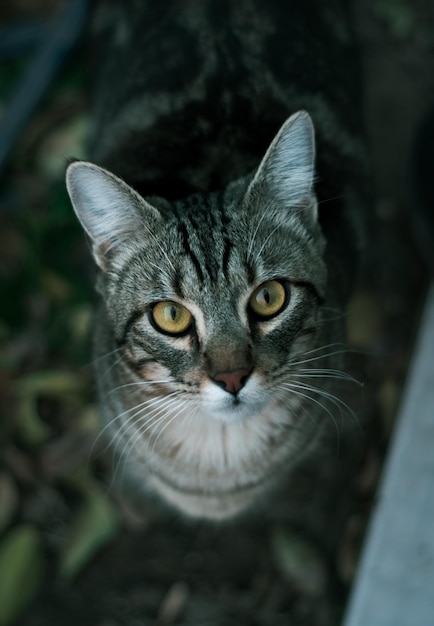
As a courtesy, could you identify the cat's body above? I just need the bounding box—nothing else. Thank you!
[67,0,367,519]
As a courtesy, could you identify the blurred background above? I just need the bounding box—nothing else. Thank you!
[0,0,433,624]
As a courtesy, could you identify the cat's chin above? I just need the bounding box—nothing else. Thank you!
[149,471,266,520]
[202,397,266,424]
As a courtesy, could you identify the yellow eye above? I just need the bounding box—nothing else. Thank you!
[249,280,287,319]
[151,301,193,335]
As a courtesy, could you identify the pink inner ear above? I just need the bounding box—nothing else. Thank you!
[98,240,112,256]
[93,239,113,271]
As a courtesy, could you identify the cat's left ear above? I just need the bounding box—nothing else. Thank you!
[66,161,161,271]
[247,110,317,222]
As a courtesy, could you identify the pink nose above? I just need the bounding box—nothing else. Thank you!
[212,368,251,395]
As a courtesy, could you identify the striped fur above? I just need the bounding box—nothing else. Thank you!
[66,0,367,519]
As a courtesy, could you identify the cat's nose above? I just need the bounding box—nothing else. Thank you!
[212,368,252,395]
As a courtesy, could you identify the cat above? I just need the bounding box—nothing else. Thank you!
[66,0,368,520]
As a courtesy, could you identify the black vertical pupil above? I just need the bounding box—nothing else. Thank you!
[170,306,177,321]
[263,288,270,304]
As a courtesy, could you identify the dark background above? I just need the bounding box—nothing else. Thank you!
[0,0,433,624]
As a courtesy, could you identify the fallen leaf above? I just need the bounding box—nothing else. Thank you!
[0,525,45,625]
[58,485,120,580]
[270,527,327,597]
[157,581,189,626]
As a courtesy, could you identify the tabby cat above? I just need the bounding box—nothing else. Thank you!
[66,0,367,519]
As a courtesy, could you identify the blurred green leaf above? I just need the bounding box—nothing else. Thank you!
[15,396,52,446]
[16,369,86,397]
[76,404,99,433]
[59,485,120,580]
[0,525,45,625]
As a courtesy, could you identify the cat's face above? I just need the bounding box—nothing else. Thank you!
[67,112,335,517]
[108,194,325,424]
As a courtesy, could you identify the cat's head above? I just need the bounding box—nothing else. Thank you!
[66,111,328,424]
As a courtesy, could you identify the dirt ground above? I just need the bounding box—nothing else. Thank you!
[1,1,433,625]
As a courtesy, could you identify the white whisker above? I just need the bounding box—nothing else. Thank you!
[285,380,356,420]
[278,382,341,449]
[256,223,283,260]
[98,352,127,382]
[148,397,200,474]
[289,347,350,369]
[294,367,362,385]
[246,207,270,261]
[91,347,123,366]
[101,393,179,476]
[106,379,174,396]
[115,393,180,455]
[117,393,192,487]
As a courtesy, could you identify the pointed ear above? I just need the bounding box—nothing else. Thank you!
[66,161,160,271]
[247,110,317,221]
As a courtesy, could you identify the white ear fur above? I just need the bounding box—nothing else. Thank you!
[66,161,159,270]
[248,110,317,220]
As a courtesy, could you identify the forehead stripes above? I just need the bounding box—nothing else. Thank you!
[173,192,235,285]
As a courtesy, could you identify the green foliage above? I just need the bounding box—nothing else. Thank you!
[0,180,93,365]
[0,526,45,626]
[0,42,120,623]
[59,474,121,581]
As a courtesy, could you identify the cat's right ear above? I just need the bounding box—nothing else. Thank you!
[66,161,160,271]
[245,111,317,223]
